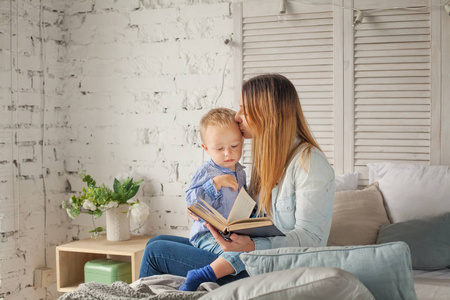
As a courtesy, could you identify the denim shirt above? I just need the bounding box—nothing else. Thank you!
[252,145,335,250]
[186,159,246,243]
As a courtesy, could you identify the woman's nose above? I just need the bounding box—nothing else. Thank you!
[235,112,241,122]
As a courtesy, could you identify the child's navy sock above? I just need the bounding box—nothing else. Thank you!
[179,265,217,291]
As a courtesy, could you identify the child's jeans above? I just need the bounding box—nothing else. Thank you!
[193,232,246,275]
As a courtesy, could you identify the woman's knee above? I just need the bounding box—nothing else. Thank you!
[146,235,174,246]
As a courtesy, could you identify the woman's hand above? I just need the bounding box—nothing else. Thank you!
[205,223,255,252]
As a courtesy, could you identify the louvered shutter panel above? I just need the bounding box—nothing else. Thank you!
[237,1,336,173]
[352,3,433,185]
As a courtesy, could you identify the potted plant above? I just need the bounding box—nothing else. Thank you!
[62,171,149,240]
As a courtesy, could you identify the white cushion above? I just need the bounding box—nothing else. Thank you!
[335,172,359,191]
[199,267,375,300]
[367,162,450,223]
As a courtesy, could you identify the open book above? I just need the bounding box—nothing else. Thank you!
[188,188,285,238]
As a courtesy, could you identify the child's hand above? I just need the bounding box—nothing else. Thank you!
[212,175,239,191]
[187,210,200,221]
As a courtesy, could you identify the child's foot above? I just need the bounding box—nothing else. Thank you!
[179,265,217,291]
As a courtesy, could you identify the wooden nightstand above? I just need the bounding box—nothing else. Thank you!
[56,234,151,292]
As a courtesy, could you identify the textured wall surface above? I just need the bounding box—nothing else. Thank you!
[0,0,234,299]
[1,0,70,299]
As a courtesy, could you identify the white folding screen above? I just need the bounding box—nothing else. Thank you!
[235,0,337,176]
[234,0,448,185]
[352,1,435,184]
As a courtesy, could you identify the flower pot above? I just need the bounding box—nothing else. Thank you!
[105,204,130,241]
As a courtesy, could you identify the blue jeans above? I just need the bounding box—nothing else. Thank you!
[194,232,246,275]
[139,235,249,285]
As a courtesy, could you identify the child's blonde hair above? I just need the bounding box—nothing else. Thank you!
[199,108,237,143]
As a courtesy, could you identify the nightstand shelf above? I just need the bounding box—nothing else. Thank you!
[56,234,151,292]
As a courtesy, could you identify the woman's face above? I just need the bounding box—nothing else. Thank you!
[235,97,254,139]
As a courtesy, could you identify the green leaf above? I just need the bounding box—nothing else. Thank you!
[113,178,121,193]
[93,209,103,219]
[126,185,140,199]
[122,178,133,191]
[83,175,96,188]
[88,227,104,233]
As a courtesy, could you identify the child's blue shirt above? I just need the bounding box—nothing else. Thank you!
[186,158,246,243]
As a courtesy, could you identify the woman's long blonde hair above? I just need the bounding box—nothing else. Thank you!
[241,74,322,216]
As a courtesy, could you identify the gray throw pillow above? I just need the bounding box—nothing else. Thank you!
[377,212,450,270]
[240,242,417,300]
[199,266,374,300]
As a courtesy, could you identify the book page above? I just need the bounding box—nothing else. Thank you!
[226,188,256,224]
[188,201,227,233]
[198,199,227,224]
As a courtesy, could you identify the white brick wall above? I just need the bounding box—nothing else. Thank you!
[1,0,69,299]
[1,0,235,299]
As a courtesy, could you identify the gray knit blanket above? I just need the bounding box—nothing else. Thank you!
[58,275,217,300]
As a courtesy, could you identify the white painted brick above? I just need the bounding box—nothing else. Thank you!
[164,146,202,162]
[163,182,185,196]
[180,38,229,54]
[95,0,139,11]
[18,146,35,161]
[176,109,208,126]
[66,45,88,60]
[16,128,41,143]
[161,58,186,75]
[43,0,66,12]
[124,76,175,93]
[0,71,11,88]
[69,27,95,45]
[130,8,177,25]
[178,162,201,184]
[86,43,133,59]
[17,73,32,90]
[164,211,189,227]
[63,14,84,29]
[0,144,13,161]
[0,197,15,232]
[66,0,94,15]
[79,75,124,93]
[138,22,186,43]
[147,196,186,212]
[0,110,12,126]
[83,11,129,29]
[175,74,221,90]
[17,91,43,106]
[132,42,180,58]
[180,3,229,19]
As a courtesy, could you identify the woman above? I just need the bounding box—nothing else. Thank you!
[139,73,335,285]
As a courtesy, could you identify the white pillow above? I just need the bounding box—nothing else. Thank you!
[335,172,359,191]
[199,266,375,300]
[367,162,450,223]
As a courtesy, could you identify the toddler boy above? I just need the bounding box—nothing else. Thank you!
[180,107,247,291]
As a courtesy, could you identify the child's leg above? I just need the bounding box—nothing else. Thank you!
[210,256,235,278]
[179,257,233,291]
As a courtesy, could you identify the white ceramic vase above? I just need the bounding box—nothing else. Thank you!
[105,204,130,241]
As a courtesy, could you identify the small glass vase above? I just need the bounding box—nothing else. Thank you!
[105,204,130,241]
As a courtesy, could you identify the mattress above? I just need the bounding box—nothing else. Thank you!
[413,268,450,300]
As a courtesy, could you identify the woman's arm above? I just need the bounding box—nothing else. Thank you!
[253,149,335,250]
